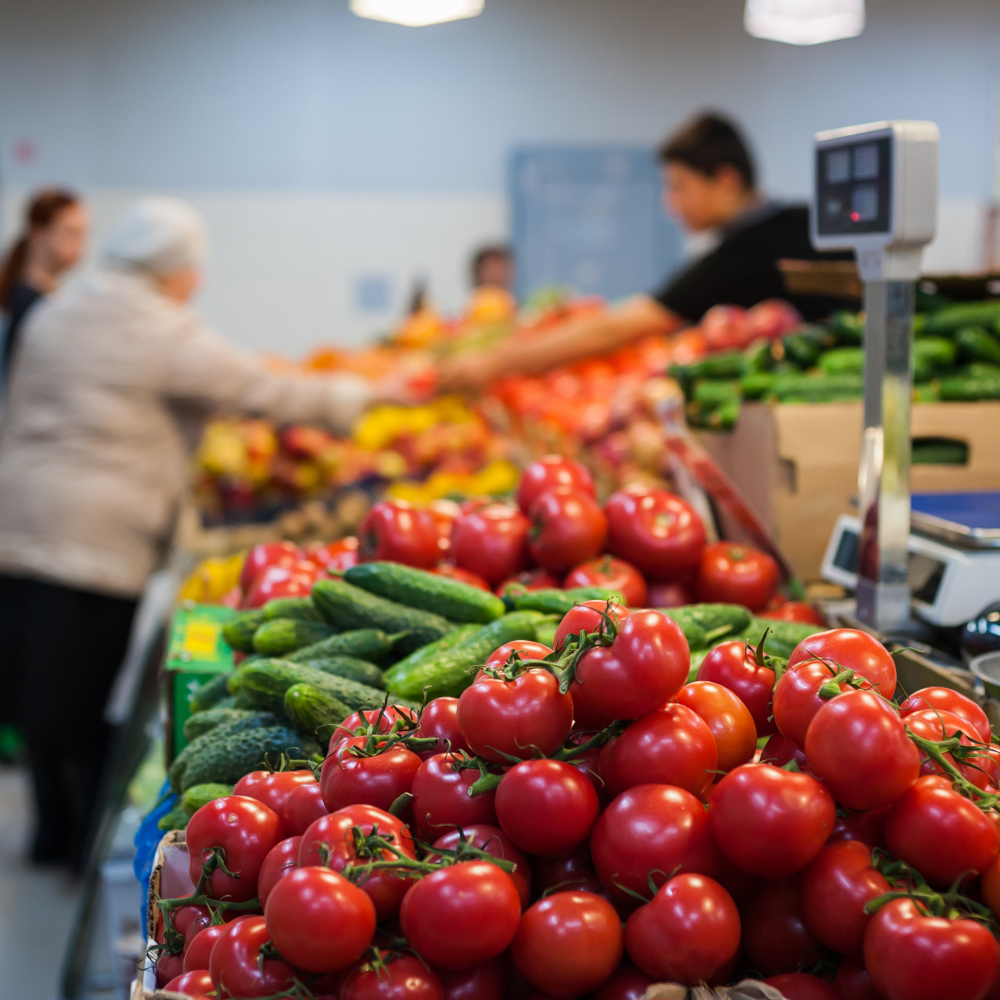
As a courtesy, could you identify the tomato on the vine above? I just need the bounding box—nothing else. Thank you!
[564,555,647,607]
[590,784,719,903]
[414,697,470,758]
[758,732,810,772]
[696,640,776,737]
[358,500,439,568]
[798,839,889,957]
[533,844,602,898]
[399,861,521,969]
[307,536,359,573]
[624,873,740,984]
[788,628,896,698]
[409,753,499,839]
[900,686,992,743]
[495,759,599,857]
[340,954,444,1000]
[709,764,835,878]
[695,542,779,612]
[320,736,421,814]
[511,891,624,997]
[257,835,301,905]
[281,781,327,835]
[438,960,504,1000]
[528,488,608,573]
[740,879,822,976]
[554,599,629,650]
[428,825,532,909]
[452,503,530,585]
[829,807,890,850]
[329,706,419,752]
[164,971,215,996]
[904,708,996,788]
[265,866,376,973]
[772,658,859,748]
[804,690,920,811]
[761,601,826,626]
[209,915,296,998]
[458,668,573,764]
[242,769,317,819]
[186,796,283,902]
[483,640,553,674]
[239,541,300,593]
[673,681,757,772]
[516,455,596,515]
[183,921,237,973]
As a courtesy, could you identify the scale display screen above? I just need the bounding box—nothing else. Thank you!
[815,136,892,236]
[829,526,947,604]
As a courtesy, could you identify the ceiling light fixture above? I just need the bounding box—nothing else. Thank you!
[350,0,484,27]
[744,0,864,45]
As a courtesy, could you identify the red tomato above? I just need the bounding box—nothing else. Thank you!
[864,897,1000,1000]
[747,298,802,339]
[554,600,630,650]
[695,542,779,612]
[186,796,283,902]
[239,541,301,593]
[432,563,490,590]
[605,486,706,581]
[702,304,751,351]
[299,804,416,921]
[428,499,461,560]
[414,697,470,758]
[173,902,211,944]
[233,770,270,798]
[761,601,826,626]
[358,500,439,569]
[156,954,185,988]
[904,708,995,788]
[281,781,328,835]
[495,759,599,857]
[900,686,991,743]
[264,866,375,973]
[624,874,740,984]
[516,455,596,515]
[533,845,602,898]
[320,737,421,813]
[341,954,444,1000]
[772,658,858,748]
[763,973,838,1000]
[453,503,530,585]
[511,892,624,997]
[483,640,553,673]
[673,681,757,772]
[495,568,562,597]
[242,561,317,608]
[306,536,359,572]
[788,628,897,698]
[829,807,889,850]
[799,840,889,957]
[183,922,235,973]
[709,764,835,878]
[528,488,608,574]
[409,752,499,839]
[209,915,296,997]
[328,705,419,752]
[833,957,883,1000]
[244,770,316,819]
[439,962,503,1000]
[458,670,573,764]
[429,825,532,909]
[399,861,521,969]
[564,555,647,607]
[884,774,1000,887]
[593,966,654,1000]
[645,579,693,607]
[758,732,810,771]
[696,640,776,737]
[741,879,822,976]
[609,704,717,798]
[571,609,689,721]
[804,690,920,811]
[257,836,301,906]
[164,971,214,996]
[590,784,720,903]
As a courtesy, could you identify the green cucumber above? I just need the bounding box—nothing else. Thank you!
[287,628,399,665]
[818,347,864,376]
[189,673,234,714]
[534,618,558,648]
[181,783,234,815]
[284,683,352,742]
[660,614,707,651]
[222,610,266,653]
[344,562,506,624]
[955,327,1000,365]
[263,596,323,622]
[659,604,751,642]
[169,712,283,791]
[390,611,544,701]
[183,707,260,743]
[939,376,1000,401]
[312,579,454,654]
[913,336,957,372]
[158,805,190,831]
[747,618,824,659]
[240,659,386,714]
[252,619,336,656]
[296,655,385,689]
[922,301,1000,336]
[383,623,482,690]
[828,311,864,346]
[504,587,622,616]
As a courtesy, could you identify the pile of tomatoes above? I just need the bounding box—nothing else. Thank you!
[155,601,1000,1000]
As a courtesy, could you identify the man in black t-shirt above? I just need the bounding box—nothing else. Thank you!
[439,113,855,390]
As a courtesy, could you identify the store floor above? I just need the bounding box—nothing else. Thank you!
[0,766,118,999]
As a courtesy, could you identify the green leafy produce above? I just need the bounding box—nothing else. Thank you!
[252,618,336,656]
[345,562,506,624]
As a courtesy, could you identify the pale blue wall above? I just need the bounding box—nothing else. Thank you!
[1,0,998,200]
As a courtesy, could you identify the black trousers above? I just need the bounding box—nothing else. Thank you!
[0,573,137,866]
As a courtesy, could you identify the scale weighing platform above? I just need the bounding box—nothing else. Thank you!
[822,491,1000,627]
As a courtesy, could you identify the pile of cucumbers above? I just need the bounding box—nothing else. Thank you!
[672,300,1000,431]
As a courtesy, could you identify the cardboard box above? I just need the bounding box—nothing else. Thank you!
[696,401,1000,581]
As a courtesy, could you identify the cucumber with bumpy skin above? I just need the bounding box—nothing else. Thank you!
[263,596,324,622]
[503,587,621,615]
[253,619,336,656]
[183,707,260,743]
[181,783,234,815]
[240,659,386,714]
[158,805,189,832]
[189,673,234,714]
[222,609,266,653]
[288,628,399,665]
[312,578,454,654]
[284,683,352,742]
[169,712,283,791]
[383,623,482,690]
[345,562,506,624]
[658,604,751,642]
[296,655,385,689]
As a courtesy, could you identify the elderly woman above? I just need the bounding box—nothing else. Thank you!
[0,198,386,866]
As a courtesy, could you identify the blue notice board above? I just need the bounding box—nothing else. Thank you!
[510,146,684,304]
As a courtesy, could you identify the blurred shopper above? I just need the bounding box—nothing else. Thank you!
[471,244,513,290]
[0,197,399,868]
[0,188,87,388]
[439,113,852,389]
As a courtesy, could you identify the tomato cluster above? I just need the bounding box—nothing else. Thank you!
[159,616,1000,1000]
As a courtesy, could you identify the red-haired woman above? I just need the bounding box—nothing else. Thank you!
[0,188,87,386]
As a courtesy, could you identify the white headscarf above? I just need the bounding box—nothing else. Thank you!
[103,197,208,276]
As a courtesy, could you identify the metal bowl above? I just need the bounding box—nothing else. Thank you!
[969,651,1000,700]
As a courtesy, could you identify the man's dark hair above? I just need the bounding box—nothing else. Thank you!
[470,244,512,286]
[658,113,756,190]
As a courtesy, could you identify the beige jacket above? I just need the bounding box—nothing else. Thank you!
[0,269,371,597]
